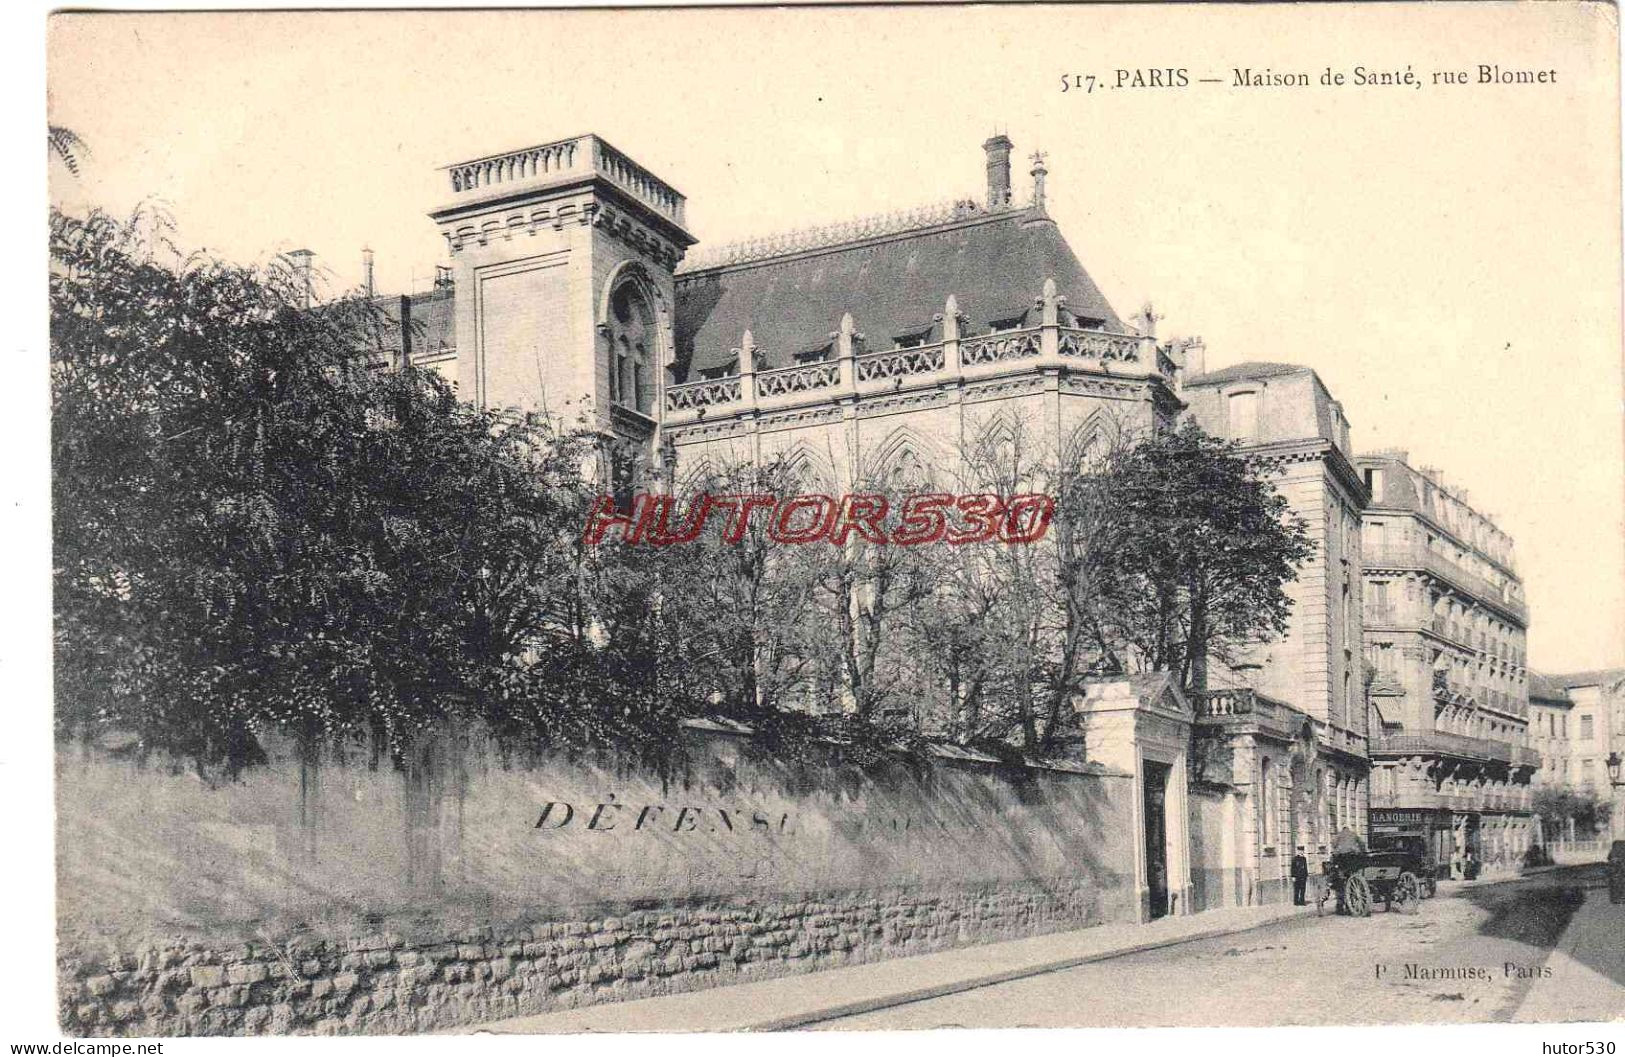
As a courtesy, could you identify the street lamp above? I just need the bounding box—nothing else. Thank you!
[1608,752,1623,843]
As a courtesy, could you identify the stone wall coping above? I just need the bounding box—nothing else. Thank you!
[674,717,1128,777]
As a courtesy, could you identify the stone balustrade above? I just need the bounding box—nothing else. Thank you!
[959,329,1043,366]
[663,287,1167,419]
[666,376,742,412]
[1193,688,1257,718]
[855,344,945,382]
[444,135,686,228]
[754,360,840,398]
[1190,688,1317,746]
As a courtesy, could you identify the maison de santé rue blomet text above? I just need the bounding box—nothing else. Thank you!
[1060,64,1559,92]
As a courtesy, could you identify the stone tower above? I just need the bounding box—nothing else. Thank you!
[429,134,695,446]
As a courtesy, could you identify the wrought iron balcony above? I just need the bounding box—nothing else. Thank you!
[1373,729,1513,764]
[1364,605,1400,626]
[1364,543,1528,625]
[1509,745,1542,770]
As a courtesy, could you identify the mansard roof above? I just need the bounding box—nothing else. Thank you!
[672,204,1125,379]
[1184,361,1310,387]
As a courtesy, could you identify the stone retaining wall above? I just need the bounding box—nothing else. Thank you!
[59,722,1136,1035]
[62,881,1107,1035]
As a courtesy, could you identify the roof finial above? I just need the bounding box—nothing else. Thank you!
[1030,150,1048,214]
[1135,301,1163,339]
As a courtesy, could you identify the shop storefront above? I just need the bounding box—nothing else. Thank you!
[1370,807,1453,879]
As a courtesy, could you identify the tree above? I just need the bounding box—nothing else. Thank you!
[1533,785,1614,839]
[51,206,611,773]
[1088,421,1315,692]
[49,125,88,176]
[916,415,1121,754]
[650,454,826,720]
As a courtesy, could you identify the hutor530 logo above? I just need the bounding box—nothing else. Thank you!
[584,493,1056,546]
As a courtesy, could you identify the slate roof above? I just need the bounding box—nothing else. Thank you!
[1184,361,1310,387]
[1527,671,1573,705]
[367,287,456,364]
[1550,668,1625,691]
[672,205,1125,380]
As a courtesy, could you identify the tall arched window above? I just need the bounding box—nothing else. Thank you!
[1317,768,1329,845]
[606,279,655,416]
[1260,757,1275,849]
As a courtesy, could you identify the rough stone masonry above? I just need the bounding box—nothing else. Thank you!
[61,881,1103,1035]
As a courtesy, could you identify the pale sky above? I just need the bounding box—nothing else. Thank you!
[46,3,1624,672]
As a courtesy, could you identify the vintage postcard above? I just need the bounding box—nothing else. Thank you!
[37,1,1624,1041]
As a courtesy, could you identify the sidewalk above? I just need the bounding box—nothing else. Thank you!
[1514,875,1625,1023]
[463,901,1315,1034]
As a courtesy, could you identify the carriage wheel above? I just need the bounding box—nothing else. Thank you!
[1345,873,1373,917]
[1391,872,1421,914]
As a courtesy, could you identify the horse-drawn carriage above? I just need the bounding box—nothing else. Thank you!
[1316,850,1424,915]
[1316,831,1425,916]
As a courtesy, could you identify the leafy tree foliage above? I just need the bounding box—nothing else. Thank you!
[1089,421,1315,691]
[53,208,615,773]
[1533,784,1615,838]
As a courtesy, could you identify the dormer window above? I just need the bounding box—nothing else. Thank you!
[697,359,738,382]
[988,316,1026,333]
[893,329,932,349]
[1227,389,1260,440]
[794,344,833,364]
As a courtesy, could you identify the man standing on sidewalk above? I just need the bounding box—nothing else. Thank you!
[1291,851,1309,905]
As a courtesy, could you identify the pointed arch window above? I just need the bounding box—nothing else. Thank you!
[606,279,655,416]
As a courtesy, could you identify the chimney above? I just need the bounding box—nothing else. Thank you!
[1182,337,1207,379]
[362,246,375,299]
[285,249,315,308]
[983,134,1013,211]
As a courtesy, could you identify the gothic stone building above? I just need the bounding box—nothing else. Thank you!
[368,131,1375,917]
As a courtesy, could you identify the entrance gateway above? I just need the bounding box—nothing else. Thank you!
[1075,676,1194,923]
[1143,760,1172,919]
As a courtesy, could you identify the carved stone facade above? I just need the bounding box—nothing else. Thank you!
[1181,363,1374,896]
[427,134,694,447]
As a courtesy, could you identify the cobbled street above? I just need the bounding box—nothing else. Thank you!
[813,865,1623,1029]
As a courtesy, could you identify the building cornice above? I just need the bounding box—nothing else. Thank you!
[1237,437,1369,507]
[1362,504,1520,585]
